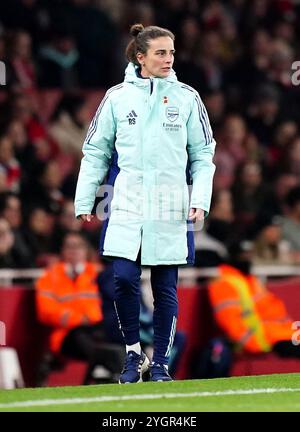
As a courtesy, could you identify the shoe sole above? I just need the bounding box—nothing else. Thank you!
[119,355,150,384]
[151,378,173,382]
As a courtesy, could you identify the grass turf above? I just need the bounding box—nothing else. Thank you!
[0,373,300,412]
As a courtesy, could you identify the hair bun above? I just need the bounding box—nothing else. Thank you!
[130,23,144,38]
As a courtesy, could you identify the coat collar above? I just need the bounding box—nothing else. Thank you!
[124,62,177,87]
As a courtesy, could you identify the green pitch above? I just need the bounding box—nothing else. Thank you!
[0,373,300,412]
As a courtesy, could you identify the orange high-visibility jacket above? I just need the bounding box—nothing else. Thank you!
[35,262,102,353]
[208,264,294,353]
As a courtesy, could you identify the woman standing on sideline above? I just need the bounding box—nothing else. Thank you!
[75,24,216,383]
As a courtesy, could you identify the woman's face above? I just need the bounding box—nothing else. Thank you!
[137,36,175,78]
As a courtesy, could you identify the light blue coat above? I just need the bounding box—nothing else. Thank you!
[74,62,216,265]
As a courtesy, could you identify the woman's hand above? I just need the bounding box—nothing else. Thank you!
[188,208,205,222]
[79,214,94,222]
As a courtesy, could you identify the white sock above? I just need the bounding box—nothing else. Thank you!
[126,342,141,355]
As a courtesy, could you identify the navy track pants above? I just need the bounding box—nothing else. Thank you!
[113,257,178,365]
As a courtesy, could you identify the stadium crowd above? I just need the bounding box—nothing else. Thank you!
[0,0,300,269]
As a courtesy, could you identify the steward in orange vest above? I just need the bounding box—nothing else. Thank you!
[35,232,124,383]
[36,260,102,353]
[208,264,294,354]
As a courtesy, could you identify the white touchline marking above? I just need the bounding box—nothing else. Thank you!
[0,388,300,409]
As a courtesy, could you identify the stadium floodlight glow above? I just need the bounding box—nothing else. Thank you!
[0,61,6,86]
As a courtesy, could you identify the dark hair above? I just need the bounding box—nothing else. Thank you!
[125,23,175,65]
[61,231,90,249]
[285,186,300,209]
[0,192,20,214]
[51,93,85,123]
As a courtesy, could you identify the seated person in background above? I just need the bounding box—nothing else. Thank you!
[35,231,125,384]
[280,186,300,264]
[208,241,300,359]
[251,214,293,265]
[0,217,32,268]
[194,189,234,268]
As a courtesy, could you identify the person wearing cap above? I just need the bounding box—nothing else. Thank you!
[74,24,216,383]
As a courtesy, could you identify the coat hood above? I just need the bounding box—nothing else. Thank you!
[124,62,178,87]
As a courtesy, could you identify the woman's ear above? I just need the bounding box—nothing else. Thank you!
[136,52,144,66]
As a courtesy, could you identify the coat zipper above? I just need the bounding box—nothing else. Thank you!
[150,78,153,95]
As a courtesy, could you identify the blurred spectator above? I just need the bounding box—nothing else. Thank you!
[272,18,296,45]
[195,189,234,267]
[97,0,125,25]
[254,172,299,224]
[280,186,300,263]
[208,241,300,358]
[133,2,156,27]
[214,114,247,190]
[282,136,300,179]
[232,160,269,235]
[268,121,298,172]
[0,192,33,266]
[51,199,84,254]
[203,89,225,129]
[268,39,300,121]
[0,218,16,268]
[198,30,224,92]
[0,170,7,194]
[0,217,31,268]
[246,84,280,147]
[49,94,89,157]
[0,0,49,48]
[23,207,56,267]
[5,119,40,186]
[252,214,293,265]
[9,93,59,161]
[35,231,125,384]
[240,0,273,37]
[48,0,121,87]
[22,160,64,215]
[0,133,21,192]
[60,155,82,200]
[155,0,188,37]
[225,28,272,108]
[38,32,79,90]
[6,30,37,91]
[268,39,294,89]
[175,16,207,94]
[206,188,235,244]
